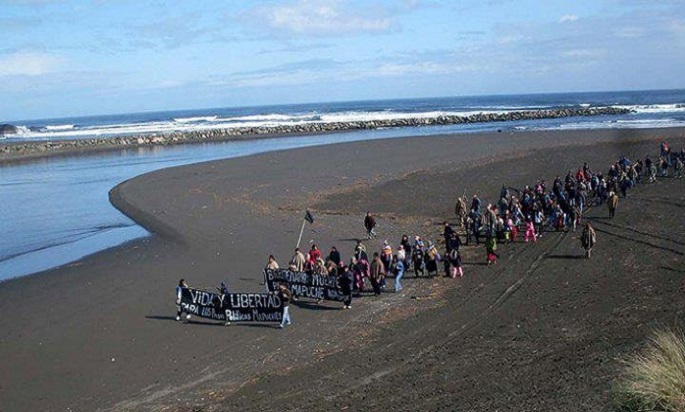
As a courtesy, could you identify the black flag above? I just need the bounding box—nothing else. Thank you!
[304,210,315,224]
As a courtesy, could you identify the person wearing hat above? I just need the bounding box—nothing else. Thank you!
[175,279,192,322]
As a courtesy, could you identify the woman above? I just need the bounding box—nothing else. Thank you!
[265,254,279,271]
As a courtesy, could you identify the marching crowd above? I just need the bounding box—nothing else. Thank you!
[179,141,683,326]
[271,141,683,301]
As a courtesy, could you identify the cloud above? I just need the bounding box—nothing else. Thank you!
[0,51,65,76]
[247,0,395,36]
[559,14,579,23]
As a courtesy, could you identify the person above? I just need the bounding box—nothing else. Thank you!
[397,245,406,271]
[278,283,293,329]
[425,242,440,276]
[412,239,426,276]
[350,256,364,295]
[400,235,411,270]
[369,252,384,296]
[391,255,405,292]
[506,215,518,242]
[290,248,306,272]
[675,157,683,179]
[443,221,454,246]
[175,279,192,321]
[524,216,537,243]
[448,248,463,278]
[607,191,619,219]
[471,194,482,213]
[265,254,279,271]
[216,281,231,325]
[569,204,581,232]
[364,211,377,239]
[485,235,498,265]
[328,246,342,266]
[381,242,393,273]
[454,196,467,227]
[309,244,323,262]
[580,222,597,259]
[338,265,353,309]
[325,259,338,277]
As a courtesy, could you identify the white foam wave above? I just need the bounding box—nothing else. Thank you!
[173,115,218,123]
[5,105,682,141]
[228,113,319,122]
[556,118,685,130]
[44,124,75,131]
[613,103,685,114]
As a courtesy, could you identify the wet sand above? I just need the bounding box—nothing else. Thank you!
[1,128,684,411]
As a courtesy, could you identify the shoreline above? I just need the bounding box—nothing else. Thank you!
[1,127,684,411]
[0,106,631,163]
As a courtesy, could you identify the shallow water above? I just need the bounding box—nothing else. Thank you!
[0,125,472,281]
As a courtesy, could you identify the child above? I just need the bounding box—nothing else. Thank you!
[485,236,498,265]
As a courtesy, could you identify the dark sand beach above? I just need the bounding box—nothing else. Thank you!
[1,128,684,411]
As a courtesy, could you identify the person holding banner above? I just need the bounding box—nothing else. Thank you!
[278,283,293,329]
[338,265,353,309]
[290,248,306,272]
[265,255,279,271]
[175,279,192,321]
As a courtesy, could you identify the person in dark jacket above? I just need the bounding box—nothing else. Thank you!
[338,265,353,309]
[328,246,342,266]
[278,283,293,329]
[364,211,377,239]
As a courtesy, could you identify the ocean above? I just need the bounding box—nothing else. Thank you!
[5,89,685,141]
[1,89,684,281]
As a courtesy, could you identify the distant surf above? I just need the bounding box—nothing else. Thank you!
[3,89,684,142]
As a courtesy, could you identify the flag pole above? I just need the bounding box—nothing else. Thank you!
[296,218,307,249]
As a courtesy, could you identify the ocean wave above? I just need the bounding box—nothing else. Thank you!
[228,113,321,122]
[43,124,75,131]
[173,115,218,123]
[556,118,685,130]
[613,103,685,114]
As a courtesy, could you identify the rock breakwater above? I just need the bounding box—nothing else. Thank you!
[0,106,631,160]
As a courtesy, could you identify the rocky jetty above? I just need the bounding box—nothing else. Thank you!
[0,106,632,159]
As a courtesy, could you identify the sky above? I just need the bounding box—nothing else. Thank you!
[1,0,684,121]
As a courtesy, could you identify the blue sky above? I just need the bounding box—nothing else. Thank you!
[1,0,684,120]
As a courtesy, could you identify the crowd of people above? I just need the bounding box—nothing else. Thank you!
[281,141,681,302]
[179,141,683,327]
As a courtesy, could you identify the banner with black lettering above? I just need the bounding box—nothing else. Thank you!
[263,268,345,302]
[179,287,283,323]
